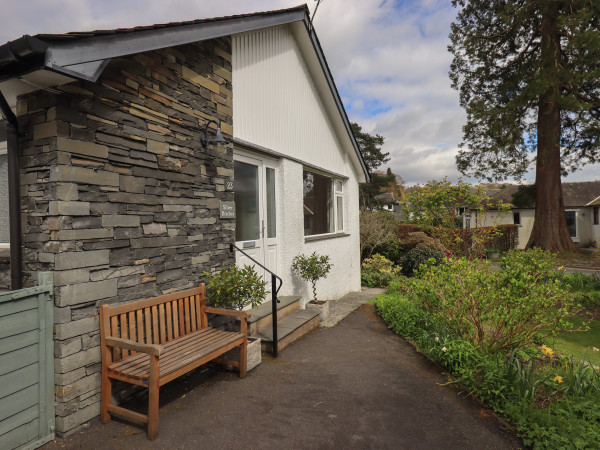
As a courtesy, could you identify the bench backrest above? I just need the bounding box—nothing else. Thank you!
[100,284,207,362]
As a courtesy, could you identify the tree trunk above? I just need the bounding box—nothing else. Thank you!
[527,3,576,252]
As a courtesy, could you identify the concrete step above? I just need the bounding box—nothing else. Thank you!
[247,295,301,335]
[254,309,320,354]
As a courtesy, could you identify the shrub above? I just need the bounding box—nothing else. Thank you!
[372,237,406,266]
[401,246,446,276]
[414,249,582,353]
[373,291,600,449]
[203,265,268,310]
[360,254,401,287]
[291,252,332,302]
[360,210,399,260]
[559,272,600,308]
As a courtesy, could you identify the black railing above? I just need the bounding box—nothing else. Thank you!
[229,243,283,357]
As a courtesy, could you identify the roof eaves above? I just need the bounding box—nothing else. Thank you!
[586,195,600,207]
[300,20,370,183]
[0,6,308,82]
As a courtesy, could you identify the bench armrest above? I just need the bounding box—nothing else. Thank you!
[105,337,164,356]
[204,307,250,319]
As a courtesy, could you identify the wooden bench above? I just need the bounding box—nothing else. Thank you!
[99,284,249,440]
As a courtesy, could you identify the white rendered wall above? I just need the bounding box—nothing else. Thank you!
[484,210,534,249]
[276,159,361,302]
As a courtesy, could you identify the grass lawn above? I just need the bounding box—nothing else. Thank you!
[548,315,600,366]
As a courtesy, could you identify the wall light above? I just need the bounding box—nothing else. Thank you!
[201,120,226,148]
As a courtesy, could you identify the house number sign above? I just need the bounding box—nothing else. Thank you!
[225,180,234,191]
[219,201,235,219]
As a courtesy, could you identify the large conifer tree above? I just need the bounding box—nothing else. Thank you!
[449,0,600,251]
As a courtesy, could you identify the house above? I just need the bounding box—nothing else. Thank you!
[0,5,369,435]
[478,182,600,248]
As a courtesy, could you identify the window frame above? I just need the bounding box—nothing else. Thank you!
[302,169,345,237]
[565,209,579,242]
[593,206,599,226]
[513,211,521,226]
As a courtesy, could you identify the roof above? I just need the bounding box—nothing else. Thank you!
[375,192,397,204]
[0,5,370,182]
[489,181,600,209]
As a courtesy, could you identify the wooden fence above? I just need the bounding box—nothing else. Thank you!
[0,273,54,450]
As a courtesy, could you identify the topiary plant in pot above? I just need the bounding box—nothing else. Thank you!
[203,264,268,371]
[292,252,332,321]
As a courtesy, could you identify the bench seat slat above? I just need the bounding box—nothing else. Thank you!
[108,328,215,374]
[114,330,240,378]
[108,328,243,380]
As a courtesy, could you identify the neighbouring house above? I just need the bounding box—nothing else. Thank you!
[0,5,369,436]
[476,182,600,248]
[375,191,405,218]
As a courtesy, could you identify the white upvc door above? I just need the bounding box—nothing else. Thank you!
[233,152,278,292]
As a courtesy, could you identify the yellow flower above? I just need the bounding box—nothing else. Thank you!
[541,345,554,356]
[554,375,563,384]
[557,265,564,271]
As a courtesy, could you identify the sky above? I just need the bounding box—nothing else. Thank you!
[2,0,599,186]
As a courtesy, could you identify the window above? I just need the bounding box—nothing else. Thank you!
[565,210,578,241]
[303,170,343,236]
[594,206,599,225]
[513,211,521,225]
[335,181,344,232]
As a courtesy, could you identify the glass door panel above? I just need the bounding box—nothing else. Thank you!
[234,161,259,242]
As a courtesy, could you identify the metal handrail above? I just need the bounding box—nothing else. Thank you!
[230,243,282,357]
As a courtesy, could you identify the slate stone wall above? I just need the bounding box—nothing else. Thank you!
[17,38,234,435]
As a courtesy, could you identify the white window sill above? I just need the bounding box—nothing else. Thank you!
[304,232,350,243]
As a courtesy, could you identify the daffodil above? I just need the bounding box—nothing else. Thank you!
[541,345,554,356]
[441,346,447,352]
[554,375,563,384]
[557,265,564,271]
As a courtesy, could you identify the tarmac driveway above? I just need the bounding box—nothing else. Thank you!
[45,304,521,449]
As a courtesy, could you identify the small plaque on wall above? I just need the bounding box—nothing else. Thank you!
[225,180,234,191]
[220,201,236,219]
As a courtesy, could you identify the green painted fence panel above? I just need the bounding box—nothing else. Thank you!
[0,273,54,450]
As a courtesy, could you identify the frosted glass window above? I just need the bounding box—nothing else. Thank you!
[266,168,276,238]
[234,161,259,241]
[336,196,343,231]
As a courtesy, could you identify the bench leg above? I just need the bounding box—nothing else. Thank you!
[100,369,111,424]
[147,355,160,440]
[239,340,247,378]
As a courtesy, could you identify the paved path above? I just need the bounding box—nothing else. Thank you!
[45,298,521,449]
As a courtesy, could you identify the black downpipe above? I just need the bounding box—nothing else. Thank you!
[0,92,22,290]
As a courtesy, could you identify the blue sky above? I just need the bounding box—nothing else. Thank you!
[2,0,599,186]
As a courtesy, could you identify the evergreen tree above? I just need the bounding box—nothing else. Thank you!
[351,122,395,210]
[449,0,600,251]
[351,122,389,173]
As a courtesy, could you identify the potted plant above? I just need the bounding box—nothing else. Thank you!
[203,264,268,371]
[291,252,332,321]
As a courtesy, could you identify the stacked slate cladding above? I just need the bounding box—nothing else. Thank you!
[17,38,235,435]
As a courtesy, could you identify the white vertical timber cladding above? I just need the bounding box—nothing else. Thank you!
[232,25,362,300]
[233,25,346,172]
